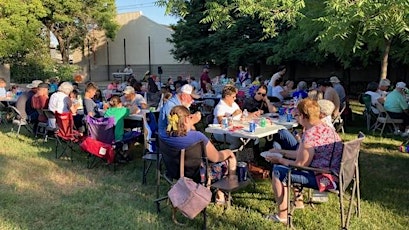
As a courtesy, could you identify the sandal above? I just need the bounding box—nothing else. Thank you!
[265,214,287,224]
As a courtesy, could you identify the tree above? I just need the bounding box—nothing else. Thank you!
[316,0,409,80]
[157,0,305,39]
[0,0,46,63]
[40,0,118,63]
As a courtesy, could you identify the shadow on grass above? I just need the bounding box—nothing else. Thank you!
[359,150,409,217]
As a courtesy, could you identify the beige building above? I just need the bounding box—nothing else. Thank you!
[73,12,203,82]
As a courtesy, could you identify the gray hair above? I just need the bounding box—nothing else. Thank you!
[318,99,335,116]
[297,81,307,91]
[379,79,390,87]
[58,82,74,95]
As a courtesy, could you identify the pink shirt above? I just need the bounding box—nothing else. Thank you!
[303,123,342,173]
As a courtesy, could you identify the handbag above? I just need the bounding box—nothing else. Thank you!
[167,149,212,219]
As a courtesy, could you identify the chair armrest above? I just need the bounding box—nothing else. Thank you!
[288,164,331,174]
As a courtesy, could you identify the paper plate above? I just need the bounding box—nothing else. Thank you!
[208,124,220,128]
[260,151,283,158]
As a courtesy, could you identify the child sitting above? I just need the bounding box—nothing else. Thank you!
[104,95,130,141]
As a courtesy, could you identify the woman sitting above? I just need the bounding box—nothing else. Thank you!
[265,98,342,223]
[213,85,259,149]
[161,105,237,203]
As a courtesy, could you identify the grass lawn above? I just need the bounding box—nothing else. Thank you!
[0,100,408,229]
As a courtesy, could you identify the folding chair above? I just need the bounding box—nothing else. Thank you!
[361,94,377,131]
[372,102,403,136]
[35,109,57,142]
[285,132,365,229]
[333,102,346,134]
[154,139,209,229]
[8,106,32,136]
[142,111,161,185]
[54,112,83,161]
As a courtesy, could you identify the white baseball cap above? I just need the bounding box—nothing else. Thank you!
[396,82,407,89]
[180,84,200,99]
[123,86,135,94]
[26,80,43,89]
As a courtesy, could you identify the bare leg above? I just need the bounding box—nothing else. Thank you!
[272,175,288,219]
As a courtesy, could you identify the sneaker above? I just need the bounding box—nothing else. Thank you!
[401,132,409,137]
[394,130,401,135]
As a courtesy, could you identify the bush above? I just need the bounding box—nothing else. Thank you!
[10,55,79,83]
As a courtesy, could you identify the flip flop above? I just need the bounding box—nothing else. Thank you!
[265,214,287,224]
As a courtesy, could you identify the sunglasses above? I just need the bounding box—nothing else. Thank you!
[257,92,266,97]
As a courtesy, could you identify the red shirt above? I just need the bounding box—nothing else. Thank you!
[32,95,49,122]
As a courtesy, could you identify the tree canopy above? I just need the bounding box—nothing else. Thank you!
[160,0,409,80]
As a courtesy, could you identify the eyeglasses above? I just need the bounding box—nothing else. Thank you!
[293,114,300,117]
[257,92,266,97]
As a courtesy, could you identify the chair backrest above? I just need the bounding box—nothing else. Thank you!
[85,115,115,144]
[361,94,372,111]
[339,132,365,192]
[374,102,391,119]
[206,114,214,126]
[55,112,75,140]
[159,138,206,183]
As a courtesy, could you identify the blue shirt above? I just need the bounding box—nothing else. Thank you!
[160,131,209,150]
[158,95,181,137]
[292,90,308,99]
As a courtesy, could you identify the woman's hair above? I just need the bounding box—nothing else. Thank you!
[308,89,323,100]
[317,99,335,116]
[297,98,321,121]
[109,95,121,107]
[58,82,74,95]
[257,84,268,93]
[167,105,190,137]
[85,82,98,92]
[222,84,237,98]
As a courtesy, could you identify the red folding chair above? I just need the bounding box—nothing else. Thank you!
[54,112,83,161]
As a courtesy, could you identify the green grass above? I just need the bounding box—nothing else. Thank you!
[0,100,408,229]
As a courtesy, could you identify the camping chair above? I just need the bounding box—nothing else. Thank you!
[142,111,161,185]
[361,94,377,130]
[332,102,346,134]
[372,102,403,136]
[285,132,365,229]
[206,114,227,149]
[154,139,209,228]
[80,115,116,168]
[8,106,32,136]
[54,112,83,161]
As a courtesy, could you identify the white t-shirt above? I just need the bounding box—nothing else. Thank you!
[268,72,281,87]
[213,99,241,124]
[272,85,284,101]
[49,91,71,113]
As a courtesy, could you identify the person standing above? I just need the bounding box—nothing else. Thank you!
[200,68,211,93]
[268,65,286,96]
[330,76,346,103]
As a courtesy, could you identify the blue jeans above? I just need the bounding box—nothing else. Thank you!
[273,164,318,189]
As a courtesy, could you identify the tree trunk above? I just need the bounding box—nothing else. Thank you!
[56,35,69,64]
[380,38,391,80]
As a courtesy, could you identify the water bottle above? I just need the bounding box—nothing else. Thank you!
[242,109,249,121]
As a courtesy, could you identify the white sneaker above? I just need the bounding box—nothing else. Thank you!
[394,130,401,135]
[401,132,409,137]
